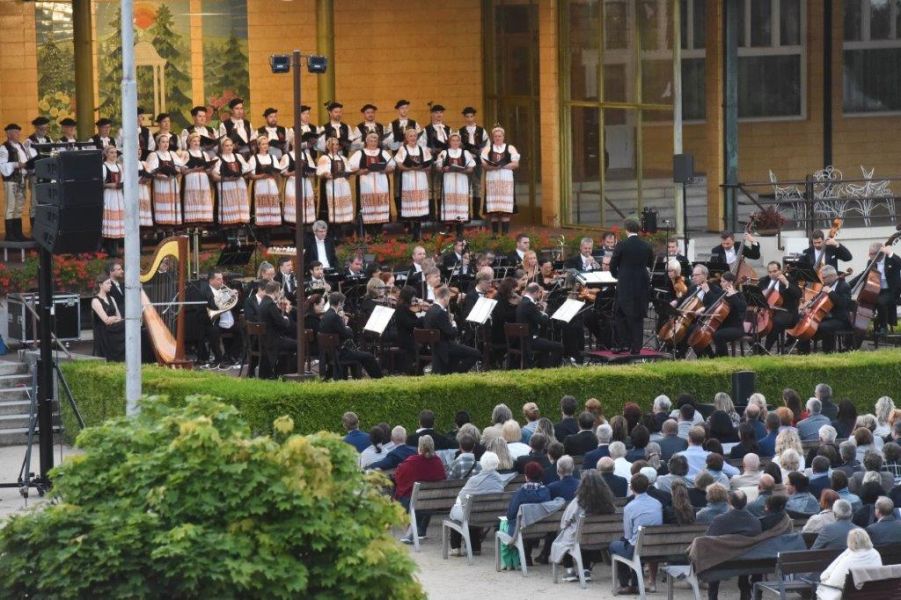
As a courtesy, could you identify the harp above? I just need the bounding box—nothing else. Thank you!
[139,236,192,368]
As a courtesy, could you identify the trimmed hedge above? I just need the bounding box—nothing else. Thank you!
[60,350,901,440]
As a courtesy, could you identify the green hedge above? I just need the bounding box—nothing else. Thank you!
[60,350,901,441]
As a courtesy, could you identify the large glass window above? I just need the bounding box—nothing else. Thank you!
[844,0,901,114]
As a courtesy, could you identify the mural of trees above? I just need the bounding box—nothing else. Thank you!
[96,5,124,122]
[203,0,250,124]
[147,4,192,128]
[35,2,76,137]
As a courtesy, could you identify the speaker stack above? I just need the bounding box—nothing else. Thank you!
[32,150,103,254]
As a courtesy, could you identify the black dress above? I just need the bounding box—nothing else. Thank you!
[92,295,125,361]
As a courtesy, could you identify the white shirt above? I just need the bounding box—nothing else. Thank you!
[413,263,423,273]
[876,259,887,288]
[818,548,882,600]
[581,254,594,270]
[767,278,779,291]
[260,125,294,149]
[814,249,824,265]
[0,141,34,177]
[613,457,633,480]
[724,247,737,265]
[210,284,235,329]
[427,286,436,302]
[316,238,330,268]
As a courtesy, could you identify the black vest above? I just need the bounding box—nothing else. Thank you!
[104,162,121,185]
[323,122,351,154]
[258,126,288,151]
[138,127,151,159]
[391,118,418,144]
[2,141,23,181]
[218,156,243,178]
[356,121,385,142]
[91,135,116,149]
[28,133,53,145]
[224,119,253,146]
[461,125,486,154]
[424,124,451,152]
[362,149,389,169]
[253,154,276,176]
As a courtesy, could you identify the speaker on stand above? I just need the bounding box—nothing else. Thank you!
[673,153,694,256]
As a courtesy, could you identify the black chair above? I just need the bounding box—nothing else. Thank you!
[413,328,439,375]
[317,332,361,380]
[241,321,266,378]
[503,323,529,369]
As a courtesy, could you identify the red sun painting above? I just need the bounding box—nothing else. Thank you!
[133,3,157,29]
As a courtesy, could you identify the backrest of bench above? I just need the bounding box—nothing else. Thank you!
[518,508,564,539]
[636,524,708,559]
[578,513,625,550]
[465,491,516,528]
[775,548,843,577]
[411,479,465,512]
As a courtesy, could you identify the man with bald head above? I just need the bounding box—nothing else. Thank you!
[746,474,775,517]
[730,454,762,489]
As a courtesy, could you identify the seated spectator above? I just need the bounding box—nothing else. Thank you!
[817,529,882,600]
[551,470,616,583]
[554,395,580,441]
[501,419,530,459]
[651,394,672,433]
[774,428,805,472]
[759,493,789,531]
[521,402,540,443]
[359,424,395,469]
[853,427,878,464]
[514,432,551,474]
[775,406,797,431]
[610,415,631,448]
[763,461,783,486]
[485,437,516,474]
[857,415,885,452]
[831,398,858,439]
[797,398,830,442]
[534,417,559,447]
[656,454,690,494]
[563,411,599,457]
[729,423,760,460]
[743,401,766,440]
[543,441,564,485]
[582,423,612,471]
[625,424,651,462]
[597,456,628,497]
[637,465,671,509]
[777,448,802,484]
[812,499,859,550]
[708,409,739,444]
[447,451,507,556]
[623,402,642,433]
[678,426,740,483]
[689,472,716,508]
[505,461,551,536]
[396,436,447,544]
[705,489,762,600]
[805,424,839,467]
[784,388,807,423]
[447,431,481,480]
[584,397,607,428]
[731,453,763,489]
[747,474,776,517]
[670,393,704,424]
[645,442,666,474]
[865,496,901,545]
[407,409,453,449]
[484,403,513,441]
[669,481,696,525]
[882,441,901,482]
[609,441,632,480]
[836,440,863,477]
[874,396,895,439]
[677,404,696,439]
[808,455,833,500]
[548,455,579,502]
[367,426,416,470]
[757,412,780,458]
[446,410,471,439]
[705,453,731,487]
[609,473,663,595]
[342,411,370,451]
[696,482,729,524]
[786,472,820,515]
[832,470,863,513]
[804,489,840,534]
[849,451,894,494]
[852,479,886,527]
[658,419,688,461]
[890,480,901,508]
[455,423,485,461]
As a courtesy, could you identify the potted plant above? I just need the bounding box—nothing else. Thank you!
[749,205,786,236]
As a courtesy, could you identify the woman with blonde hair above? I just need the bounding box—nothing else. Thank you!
[713,392,741,428]
[502,419,530,459]
[146,133,185,225]
[534,417,559,447]
[317,136,354,224]
[874,396,895,437]
[485,437,515,473]
[817,529,882,600]
[180,132,214,223]
[773,429,805,472]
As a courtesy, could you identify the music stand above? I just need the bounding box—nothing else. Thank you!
[466,297,498,325]
[216,243,255,267]
[551,299,586,323]
[364,305,395,335]
[786,264,820,285]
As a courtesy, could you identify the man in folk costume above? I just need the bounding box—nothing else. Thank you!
[26,116,53,148]
[422,103,452,220]
[115,107,153,160]
[297,104,321,154]
[58,118,79,144]
[91,118,116,150]
[353,104,385,153]
[318,101,355,157]
[257,107,292,158]
[218,97,256,159]
[0,123,36,241]
[459,107,488,218]
[180,105,218,155]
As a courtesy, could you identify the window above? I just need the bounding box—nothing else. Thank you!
[737,0,805,119]
[844,0,901,114]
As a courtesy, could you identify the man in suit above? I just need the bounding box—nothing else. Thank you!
[274,257,297,305]
[405,409,453,450]
[341,411,369,452]
[705,490,763,600]
[564,237,602,271]
[404,245,427,296]
[243,280,267,323]
[758,261,801,352]
[798,398,831,442]
[802,265,852,353]
[548,455,579,501]
[597,457,628,497]
[345,255,366,280]
[597,231,618,258]
[658,419,688,461]
[305,220,338,269]
[319,291,382,379]
[666,238,690,272]
[812,499,859,549]
[507,233,530,266]
[441,239,468,273]
[563,411,598,456]
[609,219,654,355]
[106,259,126,312]
[849,452,895,494]
[582,424,612,470]
[258,281,297,377]
[516,282,563,367]
[422,285,480,374]
[850,241,901,332]
[800,229,852,271]
[200,269,242,368]
[710,230,760,266]
[867,496,901,545]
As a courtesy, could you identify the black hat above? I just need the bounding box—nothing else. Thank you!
[4,123,21,132]
[462,106,477,115]
[394,99,410,109]
[263,107,278,117]
[31,116,50,126]
[59,118,77,127]
[228,97,245,109]
[95,118,112,127]
[429,104,446,113]
[301,130,321,143]
[325,101,343,111]
[155,113,170,123]
[300,104,311,112]
[360,104,377,112]
[190,105,207,116]
[137,106,147,115]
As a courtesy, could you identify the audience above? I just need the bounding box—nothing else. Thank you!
[367,426,416,470]
[798,398,830,442]
[705,490,762,600]
[689,472,716,508]
[812,499,858,549]
[651,395,672,432]
[501,419,530,459]
[342,411,370,451]
[625,424,651,462]
[485,437,516,474]
[658,419,688,461]
[520,402,540,442]
[447,452,506,556]
[551,470,616,583]
[836,440,862,477]
[882,441,901,481]
[729,423,759,460]
[730,453,763,489]
[584,397,607,428]
[563,411,598,456]
[874,396,895,438]
[395,436,447,544]
[803,489,840,534]
[832,398,858,439]
[514,432,550,474]
[359,423,393,468]
[696,483,729,524]
[759,493,789,531]
[806,424,839,468]
[849,450,894,493]
[609,473,662,595]
[865,496,901,545]
[582,423,612,470]
[831,470,863,513]
[548,455,579,502]
[815,383,839,420]
[853,479,886,527]
[747,474,776,517]
[785,472,820,515]
[853,427,879,463]
[609,441,632,480]
[677,426,738,482]
[817,529,882,600]
[407,409,453,449]
[505,461,550,542]
[598,456,628,497]
[677,404,697,439]
[669,481,696,525]
[758,413,780,458]
[447,431,481,479]
[554,395,580,441]
[655,454,690,494]
[543,441,565,484]
[808,455,833,500]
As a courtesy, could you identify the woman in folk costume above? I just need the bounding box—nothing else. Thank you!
[145,133,185,226]
[179,133,214,224]
[134,140,154,228]
[248,136,283,240]
[211,137,251,226]
[279,144,317,226]
[101,145,125,255]
[316,136,354,226]
[394,127,432,241]
[349,131,394,234]
[435,132,475,239]
[481,125,520,236]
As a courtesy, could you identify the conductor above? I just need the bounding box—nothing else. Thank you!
[609,219,654,355]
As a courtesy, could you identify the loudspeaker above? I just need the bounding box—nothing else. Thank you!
[673,153,695,184]
[732,370,756,406]
[33,150,103,254]
[640,207,658,233]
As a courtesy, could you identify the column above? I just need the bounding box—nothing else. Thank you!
[316,0,335,114]
[73,0,95,139]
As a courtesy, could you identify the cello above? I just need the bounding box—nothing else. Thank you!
[658,286,704,345]
[850,229,901,336]
[785,270,851,342]
[801,218,842,303]
[687,274,738,353]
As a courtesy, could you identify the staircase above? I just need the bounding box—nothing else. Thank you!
[0,359,62,447]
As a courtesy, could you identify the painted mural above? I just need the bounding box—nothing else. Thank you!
[202,0,250,122]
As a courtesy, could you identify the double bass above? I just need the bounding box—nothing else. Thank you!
[731,223,758,285]
[851,229,901,336]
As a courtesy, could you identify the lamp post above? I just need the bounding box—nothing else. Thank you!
[270,51,327,378]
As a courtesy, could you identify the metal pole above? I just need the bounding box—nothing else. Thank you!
[294,50,307,377]
[672,0,685,237]
[121,0,142,414]
[823,0,833,168]
[37,249,54,482]
[723,0,740,233]
[72,0,95,141]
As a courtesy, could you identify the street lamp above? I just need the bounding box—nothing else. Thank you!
[269,51,328,379]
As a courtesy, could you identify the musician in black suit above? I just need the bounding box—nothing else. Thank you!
[676,264,723,358]
[345,255,367,281]
[800,229,852,271]
[564,237,602,271]
[258,281,297,378]
[516,282,563,367]
[404,245,428,296]
[423,286,481,374]
[610,219,654,355]
[850,242,901,331]
[243,282,267,323]
[707,271,748,357]
[597,231,618,258]
[665,238,691,273]
[758,261,802,352]
[200,270,242,367]
[507,233,530,266]
[106,259,126,312]
[710,230,760,266]
[807,265,853,353]
[441,239,472,274]
[304,220,339,270]
[318,292,383,378]
[274,256,298,305]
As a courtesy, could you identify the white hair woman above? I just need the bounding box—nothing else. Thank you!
[447,451,506,556]
[817,528,882,600]
[502,419,530,459]
[874,396,895,438]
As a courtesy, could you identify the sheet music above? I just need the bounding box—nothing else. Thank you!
[551,299,586,323]
[466,297,498,325]
[577,271,618,285]
[364,305,396,335]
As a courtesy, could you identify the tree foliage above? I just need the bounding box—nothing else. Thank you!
[37,39,75,99]
[0,395,425,599]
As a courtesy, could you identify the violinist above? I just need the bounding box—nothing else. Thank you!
[711,230,760,266]
[801,229,852,271]
[507,233,530,266]
[759,261,801,352]
[361,277,388,321]
[537,260,561,291]
[522,250,541,282]
[491,277,520,348]
[462,270,494,317]
[259,281,298,378]
[516,282,564,367]
[394,286,425,374]
[850,242,901,333]
[564,237,602,271]
[423,285,482,374]
[319,291,383,378]
[421,267,442,303]
[797,265,852,354]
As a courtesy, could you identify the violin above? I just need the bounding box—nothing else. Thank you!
[576,283,599,303]
[485,281,498,299]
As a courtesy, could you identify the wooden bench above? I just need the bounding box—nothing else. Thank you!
[841,564,901,599]
[494,503,565,576]
[440,490,514,564]
[613,523,708,597]
[409,479,466,551]
[552,512,625,589]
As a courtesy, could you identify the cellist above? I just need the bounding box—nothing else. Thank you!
[697,271,747,357]
[795,265,852,354]
[759,261,801,353]
[676,264,723,357]
[849,242,901,334]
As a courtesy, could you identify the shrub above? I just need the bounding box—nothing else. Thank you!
[0,395,424,599]
[60,350,901,440]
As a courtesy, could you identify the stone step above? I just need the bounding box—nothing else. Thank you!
[0,362,27,377]
[0,400,32,416]
[0,426,63,447]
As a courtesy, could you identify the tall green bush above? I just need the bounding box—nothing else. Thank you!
[0,395,424,600]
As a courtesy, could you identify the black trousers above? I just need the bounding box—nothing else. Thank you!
[615,305,645,354]
[446,342,481,373]
[876,289,898,328]
[707,573,757,600]
[203,320,241,362]
[764,311,797,352]
[531,336,564,368]
[713,326,745,357]
[450,526,483,552]
[261,336,298,379]
[816,317,849,353]
[341,347,384,378]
